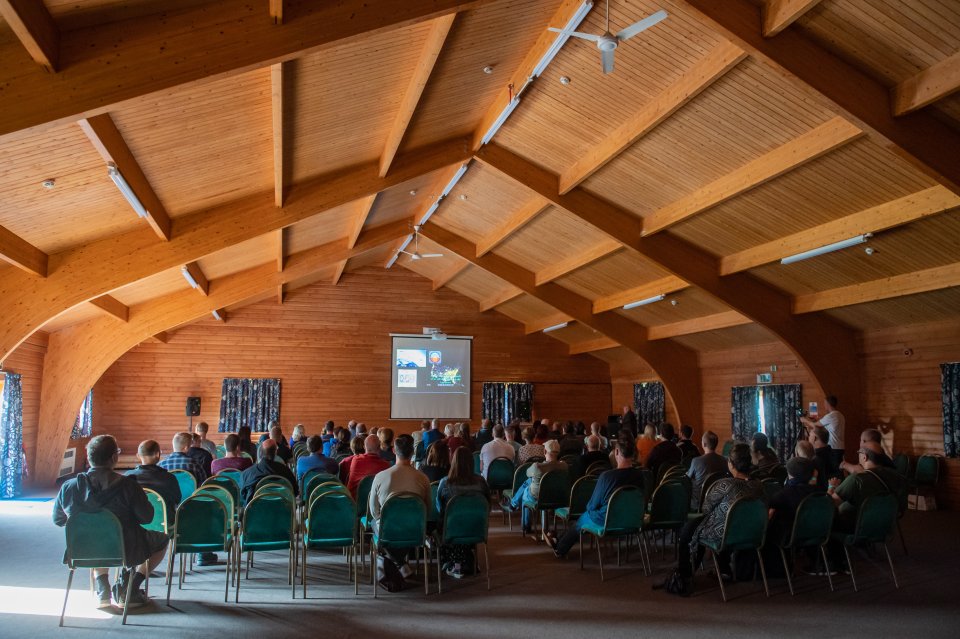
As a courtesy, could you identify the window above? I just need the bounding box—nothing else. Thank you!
[71,390,93,440]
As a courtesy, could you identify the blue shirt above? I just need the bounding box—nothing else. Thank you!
[584,467,646,525]
[158,451,207,483]
[296,453,340,483]
[422,430,443,448]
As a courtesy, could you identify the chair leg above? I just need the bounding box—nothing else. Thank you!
[597,536,605,582]
[225,547,231,603]
[756,548,770,597]
[712,551,728,602]
[897,519,908,556]
[884,543,899,589]
[59,568,75,627]
[484,543,491,591]
[436,545,443,595]
[353,544,359,596]
[372,543,378,599]
[779,548,794,596]
[579,532,584,571]
[165,543,175,606]
[424,545,429,595]
[820,545,835,592]
[235,547,241,603]
[302,543,308,599]
[843,545,858,592]
[121,568,135,625]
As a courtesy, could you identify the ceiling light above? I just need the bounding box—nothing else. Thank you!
[559,76,571,85]
[180,266,200,289]
[409,189,417,196]
[483,65,494,74]
[780,234,872,265]
[532,1,593,78]
[865,247,875,256]
[480,97,520,146]
[211,310,222,321]
[107,162,149,219]
[385,235,413,269]
[459,194,468,201]
[622,294,665,310]
[41,179,55,189]
[542,322,569,333]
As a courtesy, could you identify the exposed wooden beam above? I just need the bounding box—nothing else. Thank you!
[0,135,471,362]
[88,295,129,322]
[419,223,703,427]
[474,141,863,428]
[34,219,409,484]
[271,63,286,207]
[382,237,411,268]
[592,276,689,314]
[78,113,172,241]
[476,196,550,257]
[334,194,378,286]
[269,0,283,24]
[478,285,523,311]
[277,284,285,305]
[0,0,59,72]
[148,332,168,344]
[432,260,469,290]
[720,186,960,275]
[793,262,960,314]
[558,41,746,193]
[569,336,618,355]
[681,0,960,195]
[524,313,573,335]
[182,262,210,296]
[330,262,347,286]
[892,52,960,116]
[379,14,456,177]
[647,310,751,340]
[762,0,823,37]
[0,224,48,277]
[211,308,227,322]
[0,0,482,139]
[472,0,588,150]
[276,228,285,272]
[534,239,621,285]
[642,116,863,235]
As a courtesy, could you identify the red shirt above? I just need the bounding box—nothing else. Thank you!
[211,456,252,475]
[446,436,471,455]
[345,453,390,496]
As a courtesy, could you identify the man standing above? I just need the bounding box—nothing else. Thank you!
[54,435,168,609]
[126,440,181,523]
[686,431,728,509]
[345,435,391,496]
[194,421,218,457]
[240,439,298,505]
[802,395,845,467]
[211,433,253,474]
[159,432,207,484]
[479,424,515,478]
[619,405,637,439]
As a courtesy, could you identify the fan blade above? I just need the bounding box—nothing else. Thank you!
[616,9,667,41]
[398,249,415,257]
[548,27,602,42]
[420,253,444,259]
[601,48,615,75]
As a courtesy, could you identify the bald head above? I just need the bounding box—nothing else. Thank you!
[260,438,277,461]
[364,435,380,454]
[586,435,600,451]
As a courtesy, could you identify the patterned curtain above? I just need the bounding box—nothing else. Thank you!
[71,390,93,440]
[633,382,665,427]
[943,363,960,458]
[482,382,533,424]
[731,385,759,443]
[218,378,281,433]
[761,384,803,464]
[0,373,24,499]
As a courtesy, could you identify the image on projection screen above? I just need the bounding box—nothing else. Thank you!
[390,335,471,419]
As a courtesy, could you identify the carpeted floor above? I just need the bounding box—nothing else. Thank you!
[1,497,959,638]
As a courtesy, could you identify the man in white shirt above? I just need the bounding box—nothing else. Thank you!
[479,424,515,478]
[802,395,845,466]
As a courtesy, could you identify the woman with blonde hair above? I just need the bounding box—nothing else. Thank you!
[289,423,307,448]
[635,423,657,465]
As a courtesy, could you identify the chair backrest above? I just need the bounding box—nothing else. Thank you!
[567,476,598,517]
[914,455,939,484]
[309,481,349,503]
[303,471,339,499]
[242,493,295,544]
[215,445,226,459]
[585,460,611,477]
[720,498,768,551]
[216,468,243,488]
[305,491,357,544]
[427,482,440,524]
[241,451,254,461]
[174,494,230,548]
[441,492,489,546]
[169,469,197,499]
[257,474,294,493]
[761,478,784,501]
[648,480,690,526]
[657,463,681,485]
[699,471,728,510]
[254,484,294,503]
[535,470,571,509]
[142,488,168,534]
[721,440,735,458]
[65,510,125,569]
[853,493,899,544]
[769,464,788,484]
[473,451,482,475]
[378,493,426,547]
[202,475,240,508]
[512,462,533,494]
[356,474,376,518]
[786,493,834,549]
[891,453,909,477]
[602,485,645,535]
[487,457,515,491]
[195,484,237,522]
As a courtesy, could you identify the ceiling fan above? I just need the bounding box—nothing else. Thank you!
[549,1,668,75]
[399,225,444,261]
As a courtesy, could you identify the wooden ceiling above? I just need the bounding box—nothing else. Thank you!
[0,0,958,366]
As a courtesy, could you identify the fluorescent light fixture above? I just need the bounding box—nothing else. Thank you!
[418,200,440,226]
[385,235,413,269]
[542,321,569,333]
[780,234,872,265]
[480,97,520,146]
[106,162,149,219]
[622,294,665,310]
[211,310,222,321]
[180,265,199,289]
[531,1,593,78]
[441,163,470,199]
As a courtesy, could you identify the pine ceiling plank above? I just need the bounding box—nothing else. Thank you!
[478,285,524,311]
[535,239,622,285]
[475,196,550,256]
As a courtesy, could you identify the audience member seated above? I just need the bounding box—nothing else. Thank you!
[159,431,207,484]
[330,427,352,457]
[421,418,443,449]
[412,421,428,448]
[635,424,657,466]
[474,418,494,449]
[297,434,340,483]
[211,433,253,474]
[645,423,682,478]
[506,440,568,534]
[505,425,522,460]
[751,432,780,476]
[517,426,546,465]
[767,457,819,545]
[795,440,815,460]
[840,428,896,475]
[479,424,515,479]
[687,430,729,510]
[320,420,335,448]
[290,423,308,448]
[580,435,610,472]
[267,425,292,463]
[584,422,609,451]
[559,422,583,457]
[657,444,762,597]
[240,439,298,505]
[378,427,396,464]
[187,433,214,478]
[677,425,701,460]
[54,435,168,609]
[446,422,473,455]
[421,439,451,483]
[257,421,278,444]
[436,446,491,579]
[368,435,430,589]
[532,423,550,445]
[344,435,391,496]
[808,426,840,490]
[195,421,218,457]
[125,439,182,522]
[236,425,257,460]
[339,436,365,483]
[829,446,907,533]
[546,434,645,558]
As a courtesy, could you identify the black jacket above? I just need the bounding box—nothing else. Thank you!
[125,464,182,521]
[240,458,298,505]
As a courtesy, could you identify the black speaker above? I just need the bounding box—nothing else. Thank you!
[516,399,531,421]
[186,396,201,417]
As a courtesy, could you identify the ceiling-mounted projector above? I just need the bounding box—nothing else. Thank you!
[424,327,448,340]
